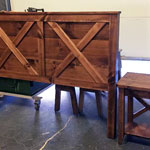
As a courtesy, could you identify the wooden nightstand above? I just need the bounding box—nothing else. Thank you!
[117,72,150,144]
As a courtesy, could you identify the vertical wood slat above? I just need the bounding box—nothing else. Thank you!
[52,22,106,79]
[118,88,125,145]
[48,22,105,83]
[37,22,45,76]
[107,14,120,139]
[108,15,120,83]
[0,22,34,69]
[0,27,38,75]
[128,93,133,123]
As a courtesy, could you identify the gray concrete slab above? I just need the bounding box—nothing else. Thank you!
[0,85,150,150]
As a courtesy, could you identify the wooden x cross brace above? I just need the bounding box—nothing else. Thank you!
[0,22,38,75]
[48,22,107,83]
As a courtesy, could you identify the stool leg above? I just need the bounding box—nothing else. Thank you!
[118,88,125,144]
[55,85,61,111]
[79,88,85,113]
[70,87,78,115]
[128,94,133,123]
[95,91,102,117]
[107,84,116,139]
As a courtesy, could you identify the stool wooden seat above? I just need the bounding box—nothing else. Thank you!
[117,72,150,144]
[79,88,102,116]
[55,85,78,115]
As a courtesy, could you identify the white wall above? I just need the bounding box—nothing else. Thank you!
[10,0,150,59]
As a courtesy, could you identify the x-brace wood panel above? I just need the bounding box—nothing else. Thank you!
[48,22,107,83]
[0,22,34,69]
[0,22,39,75]
[131,91,150,119]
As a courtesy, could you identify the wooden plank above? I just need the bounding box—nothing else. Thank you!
[37,22,45,76]
[58,64,108,83]
[133,107,149,119]
[0,27,38,75]
[45,22,94,39]
[125,89,150,99]
[45,38,109,58]
[48,22,106,83]
[132,92,150,109]
[118,88,125,144]
[46,12,121,15]
[1,55,31,74]
[0,11,121,15]
[0,22,34,69]
[127,94,133,123]
[117,72,150,92]
[17,37,39,57]
[46,53,109,67]
[107,15,120,139]
[0,22,26,36]
[107,83,117,139]
[0,14,46,21]
[79,88,85,112]
[108,15,119,84]
[81,55,108,66]
[125,122,150,138]
[45,15,110,22]
[53,78,108,91]
[0,70,50,83]
[45,22,109,40]
[50,61,105,82]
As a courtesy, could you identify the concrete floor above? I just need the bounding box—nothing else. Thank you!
[0,86,150,150]
[0,60,150,150]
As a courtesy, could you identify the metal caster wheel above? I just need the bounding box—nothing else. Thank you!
[0,94,4,101]
[34,100,41,111]
[0,94,4,98]
[34,103,40,110]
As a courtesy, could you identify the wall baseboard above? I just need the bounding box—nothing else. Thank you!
[121,56,150,61]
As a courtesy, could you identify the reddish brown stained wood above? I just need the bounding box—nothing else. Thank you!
[127,94,133,123]
[51,23,106,80]
[45,15,111,23]
[118,88,125,145]
[0,70,50,83]
[0,12,120,139]
[48,22,105,83]
[0,11,121,15]
[133,93,150,109]
[125,89,150,99]
[107,15,120,138]
[126,122,150,138]
[0,22,34,69]
[117,72,150,92]
[44,23,109,40]
[133,107,149,119]
[0,13,46,21]
[117,72,150,143]
[53,77,108,91]
[79,88,102,117]
[54,65,108,85]
[55,85,78,115]
[0,27,38,75]
[107,83,116,138]
[37,22,45,76]
[1,55,31,74]
[108,15,120,84]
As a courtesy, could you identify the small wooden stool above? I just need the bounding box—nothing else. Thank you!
[79,88,102,116]
[117,72,150,144]
[55,85,78,115]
